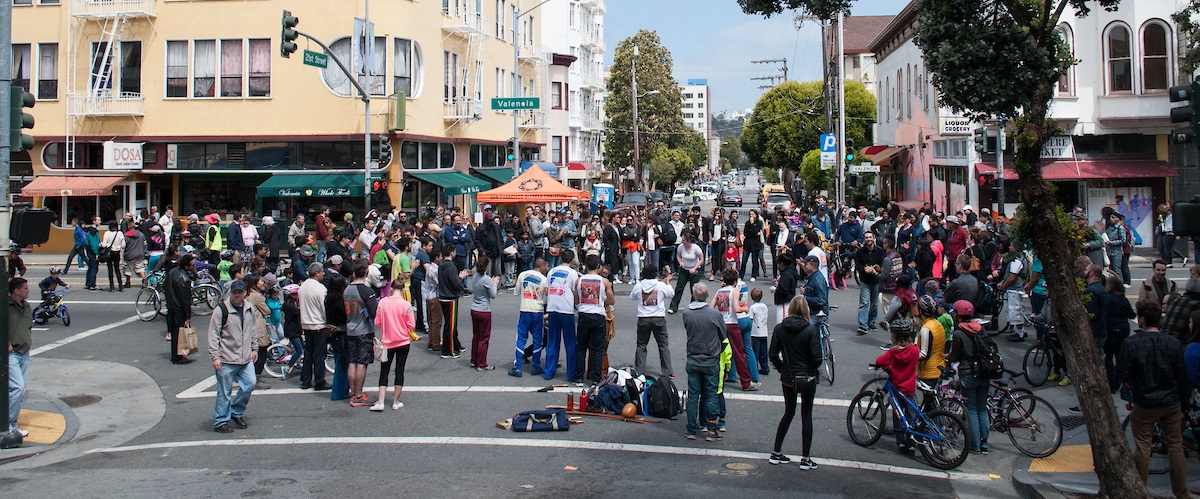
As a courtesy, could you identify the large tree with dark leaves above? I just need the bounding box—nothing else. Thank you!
[741,1,1145,497]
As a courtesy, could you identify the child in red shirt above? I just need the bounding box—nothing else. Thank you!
[875,319,920,453]
[724,236,739,270]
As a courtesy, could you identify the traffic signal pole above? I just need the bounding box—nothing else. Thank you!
[0,0,17,448]
[997,119,1006,217]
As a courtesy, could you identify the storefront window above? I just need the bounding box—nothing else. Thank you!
[469,144,503,167]
[401,141,455,170]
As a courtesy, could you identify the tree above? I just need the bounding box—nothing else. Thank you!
[720,135,750,172]
[742,1,1142,496]
[798,149,833,192]
[761,166,780,183]
[741,80,873,188]
[647,146,691,189]
[712,112,748,138]
[678,129,710,179]
[1174,1,1200,74]
[604,30,692,190]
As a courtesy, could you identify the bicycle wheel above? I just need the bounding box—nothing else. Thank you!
[1123,413,1170,474]
[192,284,221,316]
[60,307,71,327]
[821,329,836,385]
[1023,345,1050,387]
[939,396,967,422]
[846,390,887,446]
[325,343,336,374]
[917,409,970,470]
[263,343,290,379]
[1004,395,1062,458]
[135,288,162,321]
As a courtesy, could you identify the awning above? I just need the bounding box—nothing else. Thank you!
[862,145,891,156]
[477,162,590,203]
[407,171,490,196]
[866,146,905,165]
[567,162,595,171]
[472,167,515,184]
[21,175,124,197]
[520,161,559,178]
[257,173,380,198]
[975,159,1180,181]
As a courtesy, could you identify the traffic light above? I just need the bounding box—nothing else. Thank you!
[1169,78,1200,145]
[845,138,855,162]
[973,126,987,153]
[371,179,388,192]
[378,136,393,167]
[280,10,299,58]
[9,86,34,152]
[505,138,516,163]
[10,208,53,245]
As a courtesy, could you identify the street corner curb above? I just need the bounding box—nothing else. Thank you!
[0,394,79,466]
[1011,459,1069,499]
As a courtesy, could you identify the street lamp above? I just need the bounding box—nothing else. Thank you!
[631,43,660,191]
[511,0,555,176]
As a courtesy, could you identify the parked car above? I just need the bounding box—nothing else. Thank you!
[764,192,793,212]
[672,187,691,205]
[698,184,721,201]
[615,192,650,210]
[647,190,670,207]
[717,189,743,207]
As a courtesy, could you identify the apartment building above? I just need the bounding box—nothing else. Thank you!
[540,0,605,191]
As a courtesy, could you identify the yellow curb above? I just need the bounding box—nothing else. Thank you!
[1028,444,1094,473]
[16,409,66,445]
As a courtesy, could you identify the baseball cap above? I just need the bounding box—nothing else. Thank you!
[329,255,343,265]
[483,204,493,211]
[229,280,247,293]
[962,205,973,212]
[952,300,974,317]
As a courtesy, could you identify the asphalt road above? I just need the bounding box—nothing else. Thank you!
[1,176,1188,497]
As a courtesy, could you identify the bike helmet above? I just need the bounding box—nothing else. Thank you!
[220,249,234,260]
[917,295,938,318]
[888,319,914,337]
[181,245,195,254]
[49,266,61,274]
[283,284,300,295]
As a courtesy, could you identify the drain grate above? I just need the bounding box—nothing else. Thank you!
[1061,414,1085,431]
[60,394,102,408]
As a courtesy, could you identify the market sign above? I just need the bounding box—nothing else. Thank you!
[939,116,972,136]
[1040,136,1074,159]
[103,141,144,170]
[444,184,481,196]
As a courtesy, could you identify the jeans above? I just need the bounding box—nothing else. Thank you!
[626,249,641,282]
[739,318,759,382]
[685,363,720,434]
[857,281,880,329]
[8,350,30,430]
[668,267,701,311]
[545,312,576,380]
[1131,405,1189,499]
[514,312,544,372]
[65,245,85,270]
[301,328,328,387]
[85,253,99,288]
[575,312,607,383]
[725,323,755,389]
[316,240,327,263]
[547,253,562,269]
[213,362,255,427]
[635,317,672,376]
[410,275,425,332]
[960,374,991,452]
[752,337,770,374]
[710,240,725,275]
[287,336,304,369]
[646,246,660,270]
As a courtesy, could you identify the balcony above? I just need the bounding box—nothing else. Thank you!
[71,0,156,19]
[67,92,144,117]
[582,111,603,131]
[442,2,487,36]
[518,110,548,129]
[579,71,604,91]
[580,33,605,53]
[443,96,481,120]
[580,0,606,13]
[518,44,549,64]
[1096,94,1169,126]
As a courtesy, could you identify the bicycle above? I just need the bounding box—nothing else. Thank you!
[1121,403,1199,475]
[860,365,966,436]
[831,244,859,287]
[847,364,970,470]
[815,307,836,385]
[1021,315,1063,387]
[135,272,167,321]
[262,327,336,379]
[191,282,222,316]
[943,368,1062,458]
[33,289,70,326]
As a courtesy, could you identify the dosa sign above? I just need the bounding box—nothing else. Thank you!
[103,141,144,170]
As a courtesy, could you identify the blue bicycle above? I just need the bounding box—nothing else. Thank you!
[846,364,970,470]
[33,289,70,326]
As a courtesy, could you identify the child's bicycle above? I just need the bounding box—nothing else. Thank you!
[33,289,70,326]
[847,364,970,470]
[262,327,335,379]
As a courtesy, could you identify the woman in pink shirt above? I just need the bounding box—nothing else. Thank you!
[372,279,415,411]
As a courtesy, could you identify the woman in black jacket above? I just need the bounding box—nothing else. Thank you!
[767,295,823,469]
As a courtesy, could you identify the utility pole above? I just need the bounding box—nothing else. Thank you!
[836,11,846,206]
[997,118,1006,217]
[0,0,17,448]
[362,0,371,215]
[632,45,641,192]
[750,59,788,90]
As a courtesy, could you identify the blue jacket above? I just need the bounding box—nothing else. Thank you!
[803,268,829,315]
[73,225,86,247]
[834,221,863,245]
[227,222,244,251]
[810,215,832,238]
[446,225,472,257]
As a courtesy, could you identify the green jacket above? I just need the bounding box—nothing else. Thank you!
[9,298,32,354]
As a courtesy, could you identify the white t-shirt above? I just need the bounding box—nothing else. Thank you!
[517,269,548,313]
[807,246,829,280]
[677,243,704,271]
[711,223,722,243]
[630,279,674,317]
[545,265,580,314]
[715,285,737,324]
[576,273,607,316]
[749,302,770,338]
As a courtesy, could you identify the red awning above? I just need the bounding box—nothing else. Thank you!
[20,175,124,197]
[567,162,595,171]
[975,159,1179,181]
[862,145,890,156]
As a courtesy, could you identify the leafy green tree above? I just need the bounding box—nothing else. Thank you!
[712,112,748,138]
[1174,1,1200,73]
[678,130,710,180]
[743,2,1138,495]
[647,146,691,190]
[761,166,780,183]
[605,30,692,190]
[798,149,833,192]
[720,135,749,172]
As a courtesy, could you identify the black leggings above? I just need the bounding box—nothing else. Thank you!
[378,344,411,386]
[773,379,816,456]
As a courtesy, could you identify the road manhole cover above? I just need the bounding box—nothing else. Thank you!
[61,394,102,408]
[724,462,758,471]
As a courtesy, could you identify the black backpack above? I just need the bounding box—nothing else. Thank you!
[660,222,677,246]
[964,328,1004,380]
[646,375,682,419]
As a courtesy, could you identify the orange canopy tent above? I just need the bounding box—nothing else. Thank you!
[476,164,590,203]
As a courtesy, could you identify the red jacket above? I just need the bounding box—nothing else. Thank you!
[947,226,968,261]
[876,344,920,396]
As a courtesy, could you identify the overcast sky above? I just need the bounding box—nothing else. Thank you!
[604,0,902,113]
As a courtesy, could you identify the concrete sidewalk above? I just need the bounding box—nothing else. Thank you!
[0,358,164,467]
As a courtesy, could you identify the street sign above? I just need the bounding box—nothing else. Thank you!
[819,133,837,170]
[849,163,880,174]
[303,50,328,68]
[491,97,540,110]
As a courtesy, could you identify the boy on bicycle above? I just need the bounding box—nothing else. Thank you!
[875,319,919,454]
[38,266,70,309]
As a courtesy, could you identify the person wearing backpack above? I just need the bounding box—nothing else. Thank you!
[946,300,992,454]
[767,295,822,469]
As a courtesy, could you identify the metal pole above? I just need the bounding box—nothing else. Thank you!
[821,20,831,133]
[363,0,371,215]
[0,0,14,445]
[512,6,520,176]
[632,45,639,192]
[997,118,1006,217]
[836,11,846,206]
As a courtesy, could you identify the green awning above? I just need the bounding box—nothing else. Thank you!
[256,173,378,198]
[472,167,515,184]
[408,171,489,196]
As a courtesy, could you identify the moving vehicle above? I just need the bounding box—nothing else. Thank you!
[698,184,721,201]
[760,183,786,203]
[717,189,743,207]
[672,187,691,205]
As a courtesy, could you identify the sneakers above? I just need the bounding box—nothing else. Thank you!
[980,440,990,455]
[796,457,817,470]
[768,452,791,465]
[1046,373,1059,382]
[750,277,756,282]
[572,379,585,387]
[614,278,623,284]
[667,309,676,315]
[705,432,718,442]
[10,428,28,437]
[1068,406,1082,414]
[879,344,892,350]
[369,401,385,412]
[392,401,404,410]
[441,353,463,359]
[856,327,868,336]
[745,382,762,391]
[508,368,523,378]
[686,433,697,440]
[476,365,496,371]
[1007,333,1027,342]
[531,366,544,375]
[254,380,271,390]
[349,395,375,407]
[1058,376,1072,387]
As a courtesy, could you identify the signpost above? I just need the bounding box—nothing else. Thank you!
[849,163,880,174]
[819,133,836,170]
[302,50,328,68]
[491,97,540,111]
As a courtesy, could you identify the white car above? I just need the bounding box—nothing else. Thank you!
[672,187,690,205]
[698,184,721,201]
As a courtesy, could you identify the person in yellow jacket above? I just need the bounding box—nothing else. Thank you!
[914,295,947,412]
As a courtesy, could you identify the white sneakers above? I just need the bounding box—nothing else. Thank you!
[371,401,405,411]
[392,401,404,410]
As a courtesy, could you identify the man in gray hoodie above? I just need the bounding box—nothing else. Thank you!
[209,280,258,433]
[682,283,726,441]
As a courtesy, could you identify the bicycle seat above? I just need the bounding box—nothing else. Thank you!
[816,311,827,317]
[917,380,936,393]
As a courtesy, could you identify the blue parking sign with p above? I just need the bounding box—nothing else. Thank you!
[820,134,837,153]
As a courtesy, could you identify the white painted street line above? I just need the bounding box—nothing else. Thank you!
[173,377,849,407]
[66,300,137,305]
[30,316,140,356]
[32,327,49,331]
[87,435,990,481]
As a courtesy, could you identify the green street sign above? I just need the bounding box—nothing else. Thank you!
[303,50,328,68]
[491,97,540,110]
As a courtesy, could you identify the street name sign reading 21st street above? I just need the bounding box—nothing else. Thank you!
[303,50,329,68]
[491,97,540,110]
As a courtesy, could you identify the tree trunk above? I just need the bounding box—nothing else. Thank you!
[1016,88,1149,498]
